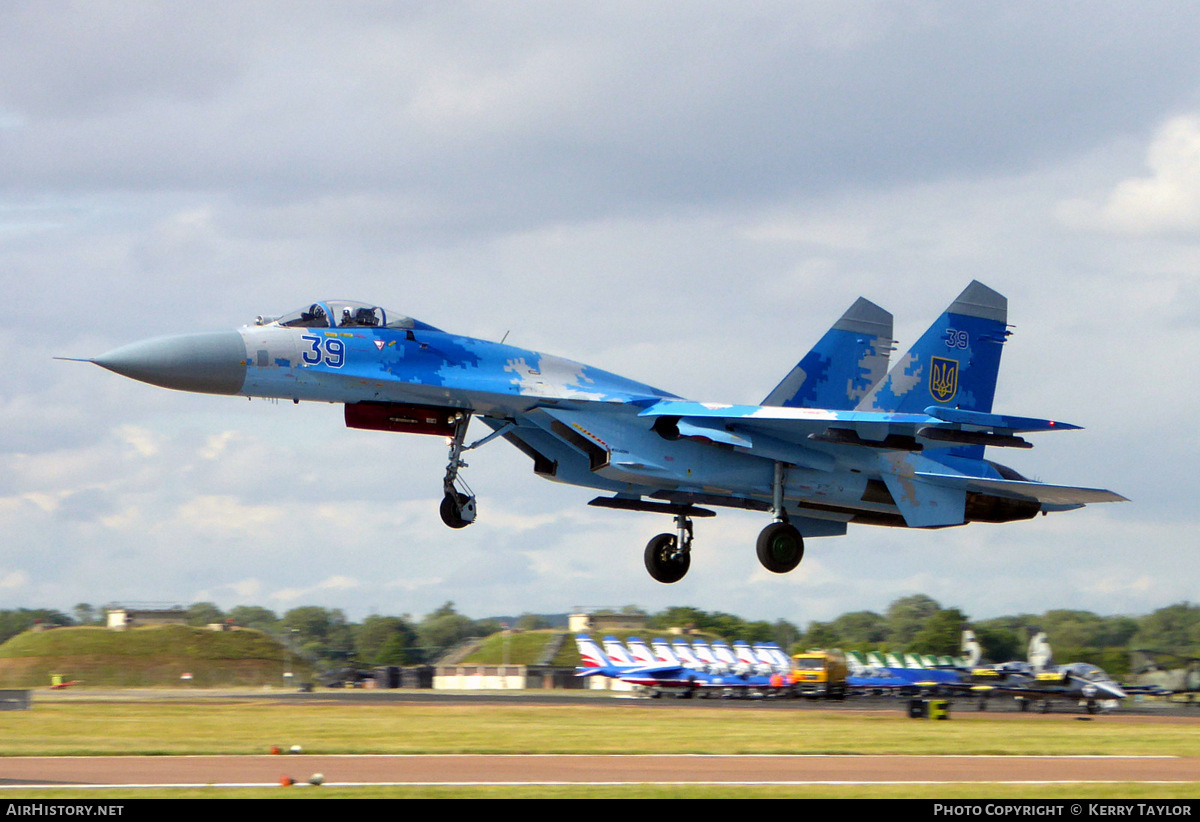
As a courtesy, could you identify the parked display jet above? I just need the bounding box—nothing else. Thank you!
[959,630,1127,713]
[844,648,963,694]
[79,282,1125,582]
[667,639,706,670]
[1127,650,1200,697]
[574,635,770,696]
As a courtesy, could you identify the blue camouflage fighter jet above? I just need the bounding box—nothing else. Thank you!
[81,283,1125,583]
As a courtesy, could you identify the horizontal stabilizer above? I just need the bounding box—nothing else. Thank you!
[640,401,1084,458]
[916,473,1128,506]
[917,427,1031,449]
[923,406,1082,433]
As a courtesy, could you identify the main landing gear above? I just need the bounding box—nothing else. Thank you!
[644,514,693,584]
[644,513,805,583]
[756,518,804,574]
[757,461,804,574]
[643,462,806,583]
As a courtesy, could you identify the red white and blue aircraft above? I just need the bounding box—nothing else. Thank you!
[78,282,1125,582]
[574,634,773,696]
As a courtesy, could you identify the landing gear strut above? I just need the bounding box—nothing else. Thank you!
[756,462,804,573]
[440,413,477,529]
[644,513,693,584]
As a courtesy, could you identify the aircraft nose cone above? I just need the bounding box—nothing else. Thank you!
[93,331,247,395]
[1103,681,1128,700]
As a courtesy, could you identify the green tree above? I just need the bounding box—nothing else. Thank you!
[910,608,967,656]
[801,621,840,649]
[186,602,225,627]
[647,607,707,632]
[417,602,478,657]
[885,595,942,646]
[227,606,279,634]
[770,619,801,651]
[831,611,888,647]
[281,606,354,665]
[356,615,418,665]
[971,623,1022,663]
[72,603,99,626]
[0,609,72,644]
[1134,603,1200,655]
[515,613,552,631]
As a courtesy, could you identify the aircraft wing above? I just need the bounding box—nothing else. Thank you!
[915,473,1128,506]
[573,662,685,679]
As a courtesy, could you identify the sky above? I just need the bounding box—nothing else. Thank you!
[2,2,1198,627]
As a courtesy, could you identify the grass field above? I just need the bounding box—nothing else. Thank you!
[3,690,1199,798]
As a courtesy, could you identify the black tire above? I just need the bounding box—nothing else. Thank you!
[644,533,690,583]
[439,492,472,529]
[756,521,804,573]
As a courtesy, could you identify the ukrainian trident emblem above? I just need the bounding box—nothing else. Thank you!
[929,356,959,403]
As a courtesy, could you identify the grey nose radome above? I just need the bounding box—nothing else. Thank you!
[92,331,247,395]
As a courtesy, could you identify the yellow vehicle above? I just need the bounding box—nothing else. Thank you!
[790,650,848,699]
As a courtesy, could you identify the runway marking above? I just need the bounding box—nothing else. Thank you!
[1,754,1194,789]
[3,781,1198,789]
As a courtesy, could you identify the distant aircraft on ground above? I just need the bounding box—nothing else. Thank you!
[1127,650,1200,698]
[78,282,1125,582]
[574,634,772,697]
[844,648,963,695]
[959,629,1127,713]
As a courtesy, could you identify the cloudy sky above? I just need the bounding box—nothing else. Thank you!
[2,2,1198,627]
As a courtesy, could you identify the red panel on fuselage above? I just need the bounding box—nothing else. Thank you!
[344,402,460,436]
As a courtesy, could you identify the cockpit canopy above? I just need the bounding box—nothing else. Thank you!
[259,301,439,331]
[1064,663,1115,683]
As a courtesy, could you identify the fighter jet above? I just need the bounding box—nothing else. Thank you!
[574,634,771,697]
[843,647,963,695]
[79,282,1125,582]
[960,630,1127,713]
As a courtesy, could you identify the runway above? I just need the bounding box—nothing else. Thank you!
[1,754,1196,788]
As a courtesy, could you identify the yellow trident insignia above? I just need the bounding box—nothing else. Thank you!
[929,356,959,402]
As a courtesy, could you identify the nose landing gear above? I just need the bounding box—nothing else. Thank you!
[440,413,477,529]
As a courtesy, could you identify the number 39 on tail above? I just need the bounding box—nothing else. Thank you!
[79,282,1125,583]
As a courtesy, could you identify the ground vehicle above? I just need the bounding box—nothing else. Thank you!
[790,650,848,699]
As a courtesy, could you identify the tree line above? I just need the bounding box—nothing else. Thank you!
[4,597,1197,677]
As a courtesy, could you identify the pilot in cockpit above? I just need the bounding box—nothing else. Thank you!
[280,304,328,328]
[339,306,380,328]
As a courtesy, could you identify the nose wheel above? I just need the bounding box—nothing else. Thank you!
[440,490,476,529]
[440,413,477,529]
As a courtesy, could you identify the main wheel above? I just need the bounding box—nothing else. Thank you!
[644,533,690,583]
[756,521,804,573]
[439,492,474,529]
